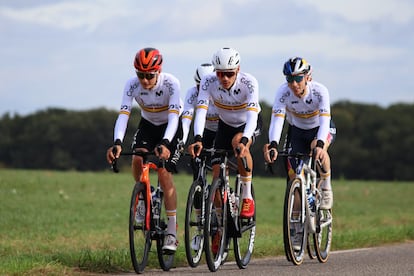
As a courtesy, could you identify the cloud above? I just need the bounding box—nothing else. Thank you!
[157,32,402,62]
[300,0,414,24]
[0,0,133,32]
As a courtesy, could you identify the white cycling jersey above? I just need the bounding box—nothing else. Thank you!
[269,80,331,144]
[194,72,261,139]
[181,86,219,144]
[113,72,183,143]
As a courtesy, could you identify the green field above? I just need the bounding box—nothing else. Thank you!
[1,169,413,275]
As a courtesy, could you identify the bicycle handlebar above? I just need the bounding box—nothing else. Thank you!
[111,146,163,173]
[214,148,251,173]
[275,150,327,174]
[184,147,251,172]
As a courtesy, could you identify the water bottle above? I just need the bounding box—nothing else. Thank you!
[307,189,317,233]
[150,186,156,201]
[228,187,238,216]
[233,193,239,215]
[307,189,315,213]
[152,186,160,219]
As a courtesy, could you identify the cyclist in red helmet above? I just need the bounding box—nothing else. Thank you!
[106,47,183,252]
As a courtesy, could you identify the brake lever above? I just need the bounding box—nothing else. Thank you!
[111,147,119,173]
[236,147,251,172]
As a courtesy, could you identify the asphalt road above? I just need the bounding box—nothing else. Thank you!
[128,241,414,276]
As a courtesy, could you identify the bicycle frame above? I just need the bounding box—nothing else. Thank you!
[193,152,212,227]
[112,149,174,272]
[289,156,318,234]
[217,152,241,226]
[278,150,334,265]
[203,149,256,271]
[137,159,158,231]
[184,149,214,267]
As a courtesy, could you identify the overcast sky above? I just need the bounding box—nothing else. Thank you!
[1,0,413,116]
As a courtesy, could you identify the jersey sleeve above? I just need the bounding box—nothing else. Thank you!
[113,80,134,142]
[242,75,260,139]
[268,86,287,144]
[316,84,331,141]
[163,78,182,142]
[193,82,209,138]
[181,87,197,144]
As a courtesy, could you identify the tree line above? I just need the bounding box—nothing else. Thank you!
[0,101,413,180]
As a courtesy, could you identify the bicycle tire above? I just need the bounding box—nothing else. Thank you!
[129,182,151,274]
[307,232,317,259]
[313,208,333,263]
[204,178,227,272]
[283,178,305,265]
[184,179,205,267]
[282,180,292,262]
[234,185,256,269]
[156,187,175,271]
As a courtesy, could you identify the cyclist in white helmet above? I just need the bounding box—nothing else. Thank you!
[188,48,262,221]
[182,63,219,251]
[263,57,336,210]
[182,63,219,150]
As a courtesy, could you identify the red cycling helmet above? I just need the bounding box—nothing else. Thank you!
[134,47,163,72]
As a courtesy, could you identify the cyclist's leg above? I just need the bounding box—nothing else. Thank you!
[158,168,178,251]
[310,120,336,209]
[160,121,184,251]
[231,132,255,218]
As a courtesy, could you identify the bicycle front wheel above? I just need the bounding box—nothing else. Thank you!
[314,208,333,263]
[204,178,227,272]
[307,232,317,260]
[283,178,306,265]
[234,184,256,269]
[156,191,175,271]
[184,179,204,267]
[129,182,151,274]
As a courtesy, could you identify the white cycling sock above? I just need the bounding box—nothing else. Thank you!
[319,170,332,190]
[241,176,252,199]
[166,209,177,236]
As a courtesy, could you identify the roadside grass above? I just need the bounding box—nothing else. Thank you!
[0,169,413,275]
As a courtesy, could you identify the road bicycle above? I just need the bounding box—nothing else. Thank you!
[203,149,256,272]
[112,150,174,274]
[277,151,333,265]
[184,148,214,267]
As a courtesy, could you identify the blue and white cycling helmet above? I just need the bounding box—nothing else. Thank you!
[212,47,240,70]
[194,63,215,84]
[283,57,312,76]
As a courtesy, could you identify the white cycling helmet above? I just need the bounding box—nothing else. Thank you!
[283,57,312,76]
[212,47,240,70]
[194,63,215,84]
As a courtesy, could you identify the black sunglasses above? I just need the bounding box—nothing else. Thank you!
[136,71,158,80]
[286,75,305,83]
[216,71,236,78]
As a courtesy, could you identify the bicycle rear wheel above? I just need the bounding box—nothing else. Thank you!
[184,179,205,267]
[283,178,306,265]
[156,190,175,271]
[314,208,333,263]
[204,178,227,272]
[129,182,151,274]
[234,185,256,269]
